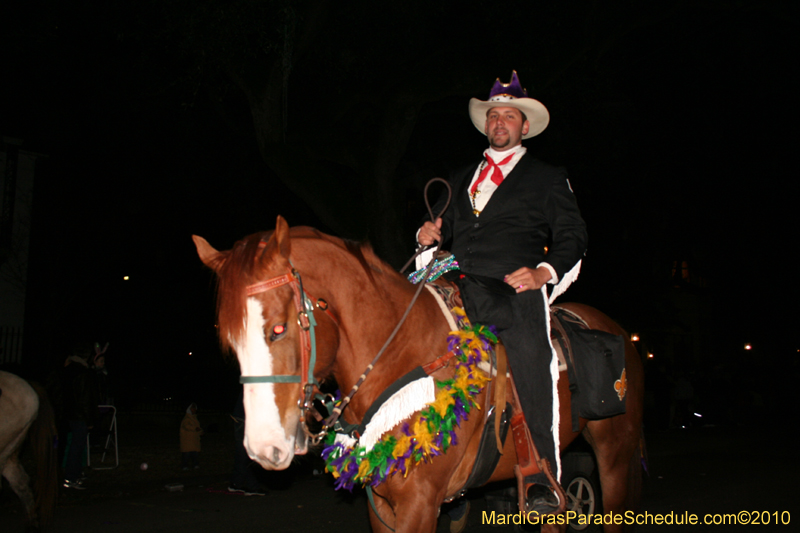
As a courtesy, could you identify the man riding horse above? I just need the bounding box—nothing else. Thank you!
[417,71,587,514]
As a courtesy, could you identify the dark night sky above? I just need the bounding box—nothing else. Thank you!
[2,1,797,406]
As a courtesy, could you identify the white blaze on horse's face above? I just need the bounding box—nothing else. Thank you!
[232,298,298,470]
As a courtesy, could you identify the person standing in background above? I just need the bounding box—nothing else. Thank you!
[180,403,203,470]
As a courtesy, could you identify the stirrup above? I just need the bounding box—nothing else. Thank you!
[524,479,562,516]
[508,377,567,516]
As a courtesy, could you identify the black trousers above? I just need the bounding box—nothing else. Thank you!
[65,420,89,482]
[461,281,558,484]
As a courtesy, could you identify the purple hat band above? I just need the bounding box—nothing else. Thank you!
[488,71,528,99]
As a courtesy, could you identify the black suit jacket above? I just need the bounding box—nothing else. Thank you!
[435,153,587,283]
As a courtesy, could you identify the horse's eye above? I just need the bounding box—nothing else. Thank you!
[269,323,287,342]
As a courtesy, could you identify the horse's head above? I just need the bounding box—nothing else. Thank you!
[193,216,310,470]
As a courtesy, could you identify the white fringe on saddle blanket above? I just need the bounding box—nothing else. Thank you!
[333,376,436,452]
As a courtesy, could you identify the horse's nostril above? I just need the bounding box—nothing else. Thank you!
[272,447,282,464]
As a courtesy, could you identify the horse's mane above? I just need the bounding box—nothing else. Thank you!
[213,232,269,353]
[343,239,380,285]
[213,228,394,353]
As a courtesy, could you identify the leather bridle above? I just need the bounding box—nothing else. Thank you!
[241,266,333,444]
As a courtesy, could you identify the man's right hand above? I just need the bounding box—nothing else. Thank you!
[417,218,443,246]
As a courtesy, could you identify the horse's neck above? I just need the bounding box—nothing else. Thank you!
[325,273,450,421]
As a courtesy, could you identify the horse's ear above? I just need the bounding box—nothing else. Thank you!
[193,235,225,271]
[274,216,291,260]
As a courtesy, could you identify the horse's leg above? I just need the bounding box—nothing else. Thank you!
[394,498,440,533]
[542,522,569,533]
[584,418,640,533]
[2,451,38,528]
[369,480,443,533]
[367,489,398,533]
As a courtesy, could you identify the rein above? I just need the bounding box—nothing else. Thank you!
[323,177,451,432]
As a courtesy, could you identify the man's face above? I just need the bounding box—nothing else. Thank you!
[485,107,530,151]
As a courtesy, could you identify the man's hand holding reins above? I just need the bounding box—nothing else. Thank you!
[505,266,552,293]
[417,218,443,246]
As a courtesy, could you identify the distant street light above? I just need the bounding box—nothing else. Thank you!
[123,276,130,281]
[744,343,752,351]
[631,333,640,342]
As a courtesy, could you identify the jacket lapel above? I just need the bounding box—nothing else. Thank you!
[456,162,480,219]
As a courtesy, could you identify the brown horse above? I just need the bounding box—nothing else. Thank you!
[194,216,644,533]
[0,371,58,531]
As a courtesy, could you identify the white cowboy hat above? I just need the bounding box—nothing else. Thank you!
[468,71,550,139]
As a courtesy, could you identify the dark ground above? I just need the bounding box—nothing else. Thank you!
[1,413,797,532]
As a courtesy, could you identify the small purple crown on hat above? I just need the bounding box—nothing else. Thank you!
[488,71,528,100]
